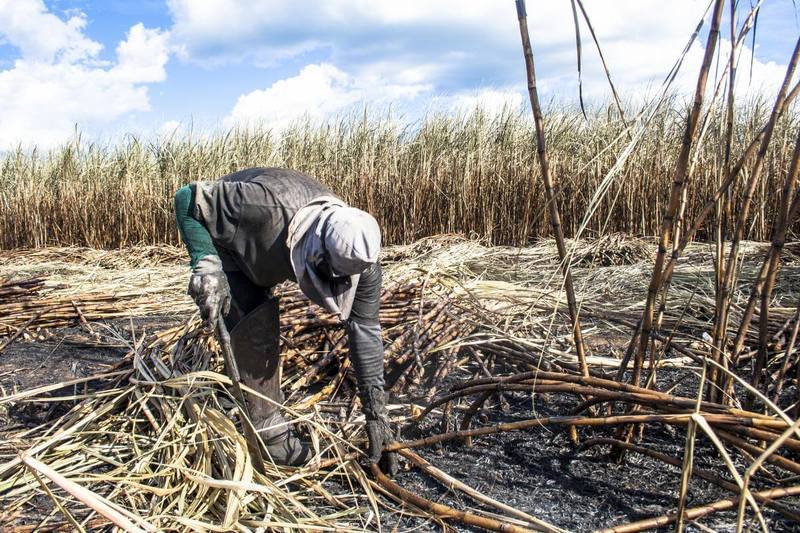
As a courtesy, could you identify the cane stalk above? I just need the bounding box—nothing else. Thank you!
[515,0,589,376]
[752,127,800,396]
[710,37,800,403]
[631,0,726,389]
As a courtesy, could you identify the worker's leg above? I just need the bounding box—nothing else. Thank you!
[224,271,309,466]
[223,270,268,328]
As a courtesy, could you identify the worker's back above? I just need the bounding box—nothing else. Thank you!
[194,167,335,287]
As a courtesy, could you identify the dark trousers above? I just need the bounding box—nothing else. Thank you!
[223,263,385,409]
[221,271,284,432]
[223,270,272,330]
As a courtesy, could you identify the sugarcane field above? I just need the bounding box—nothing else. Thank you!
[2,1,800,532]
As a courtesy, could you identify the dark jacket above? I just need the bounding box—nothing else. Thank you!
[186,167,385,390]
[193,167,334,288]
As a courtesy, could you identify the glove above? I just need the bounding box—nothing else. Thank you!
[187,255,231,329]
[361,386,398,476]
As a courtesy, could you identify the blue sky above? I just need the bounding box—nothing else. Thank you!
[0,0,796,149]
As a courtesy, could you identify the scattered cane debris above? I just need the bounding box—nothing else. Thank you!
[1,236,799,531]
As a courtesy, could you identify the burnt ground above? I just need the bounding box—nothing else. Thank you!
[0,315,184,390]
[395,392,800,532]
[2,320,800,532]
[0,316,184,433]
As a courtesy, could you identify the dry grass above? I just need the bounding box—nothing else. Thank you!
[1,237,799,531]
[0,99,797,249]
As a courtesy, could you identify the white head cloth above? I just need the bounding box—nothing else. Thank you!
[287,197,381,320]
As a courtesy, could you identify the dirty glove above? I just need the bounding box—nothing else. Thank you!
[187,255,231,329]
[360,386,398,476]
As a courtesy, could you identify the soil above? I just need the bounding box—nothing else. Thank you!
[364,348,798,532]
[395,390,798,532]
[4,325,798,532]
[0,316,184,434]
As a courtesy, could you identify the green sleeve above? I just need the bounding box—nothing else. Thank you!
[174,184,218,268]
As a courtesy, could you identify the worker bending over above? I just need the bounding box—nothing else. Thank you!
[174,167,396,473]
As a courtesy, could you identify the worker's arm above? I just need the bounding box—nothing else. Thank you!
[346,262,398,475]
[174,184,217,267]
[174,184,230,326]
[346,262,384,389]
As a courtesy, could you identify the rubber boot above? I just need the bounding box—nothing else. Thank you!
[229,297,310,466]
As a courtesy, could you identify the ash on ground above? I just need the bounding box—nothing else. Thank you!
[2,321,799,532]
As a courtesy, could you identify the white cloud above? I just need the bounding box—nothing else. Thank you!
[445,89,524,116]
[226,63,430,130]
[113,24,170,84]
[226,64,523,131]
[726,39,790,96]
[0,1,170,149]
[227,64,359,130]
[158,120,184,138]
[0,0,789,148]
[167,0,516,61]
[170,0,788,111]
[0,0,101,62]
